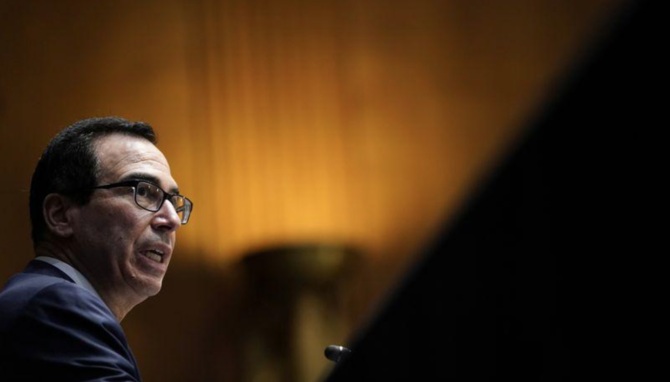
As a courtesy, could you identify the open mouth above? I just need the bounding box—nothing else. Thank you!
[141,249,164,264]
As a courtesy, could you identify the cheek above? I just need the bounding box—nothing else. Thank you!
[113,214,149,243]
[84,205,146,246]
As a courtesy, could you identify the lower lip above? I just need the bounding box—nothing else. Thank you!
[137,251,168,274]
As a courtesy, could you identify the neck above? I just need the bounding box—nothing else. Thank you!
[34,241,143,321]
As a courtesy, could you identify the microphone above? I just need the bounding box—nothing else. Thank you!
[324,345,352,363]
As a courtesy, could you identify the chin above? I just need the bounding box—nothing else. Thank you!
[125,274,164,300]
[140,279,163,297]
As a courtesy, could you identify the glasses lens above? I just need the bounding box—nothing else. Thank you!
[182,199,192,224]
[169,195,192,224]
[135,182,164,211]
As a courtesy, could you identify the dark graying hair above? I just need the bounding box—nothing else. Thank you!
[29,117,157,246]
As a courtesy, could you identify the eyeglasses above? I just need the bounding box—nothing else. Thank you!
[92,180,193,224]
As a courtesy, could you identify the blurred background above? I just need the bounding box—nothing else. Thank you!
[1,0,621,381]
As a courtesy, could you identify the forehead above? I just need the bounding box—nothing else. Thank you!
[93,134,177,190]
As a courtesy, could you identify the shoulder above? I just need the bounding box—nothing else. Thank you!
[1,270,113,326]
[25,278,115,321]
[0,272,141,381]
[0,271,76,328]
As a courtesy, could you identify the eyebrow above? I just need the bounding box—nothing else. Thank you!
[121,172,180,194]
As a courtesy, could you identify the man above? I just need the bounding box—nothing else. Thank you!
[0,117,193,381]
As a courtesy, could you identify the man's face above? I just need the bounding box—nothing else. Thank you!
[71,134,181,300]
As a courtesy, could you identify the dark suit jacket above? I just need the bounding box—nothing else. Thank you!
[0,260,142,381]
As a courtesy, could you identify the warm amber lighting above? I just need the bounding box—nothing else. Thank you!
[1,0,618,272]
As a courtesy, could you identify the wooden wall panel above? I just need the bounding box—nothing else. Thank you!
[175,0,619,274]
[1,0,617,270]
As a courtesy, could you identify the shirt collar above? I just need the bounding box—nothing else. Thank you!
[34,256,103,302]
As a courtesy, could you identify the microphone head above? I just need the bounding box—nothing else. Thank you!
[324,345,352,363]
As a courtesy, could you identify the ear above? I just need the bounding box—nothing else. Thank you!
[42,194,76,239]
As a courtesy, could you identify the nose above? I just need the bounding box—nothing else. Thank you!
[151,200,182,233]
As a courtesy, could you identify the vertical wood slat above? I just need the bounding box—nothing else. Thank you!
[175,0,618,266]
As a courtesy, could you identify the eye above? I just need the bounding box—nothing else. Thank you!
[136,183,160,202]
[136,186,148,197]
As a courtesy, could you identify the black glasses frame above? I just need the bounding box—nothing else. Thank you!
[91,180,193,224]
